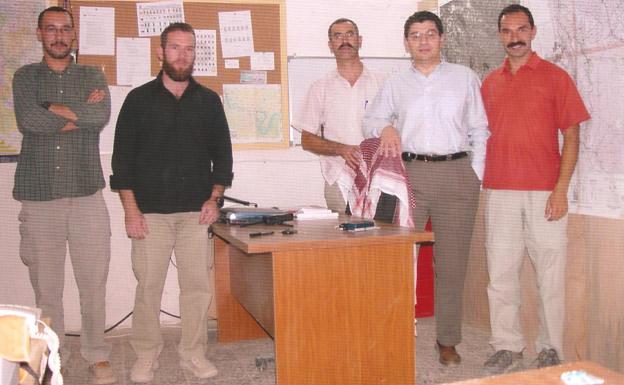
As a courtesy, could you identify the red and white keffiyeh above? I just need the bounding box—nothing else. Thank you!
[337,138,416,228]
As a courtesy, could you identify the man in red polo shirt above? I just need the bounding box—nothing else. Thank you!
[481,4,590,374]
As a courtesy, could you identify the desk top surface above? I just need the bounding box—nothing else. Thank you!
[443,361,624,385]
[211,216,433,254]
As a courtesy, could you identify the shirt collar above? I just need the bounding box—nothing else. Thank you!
[501,51,541,74]
[156,70,199,93]
[330,64,372,83]
[409,60,445,76]
[40,58,76,75]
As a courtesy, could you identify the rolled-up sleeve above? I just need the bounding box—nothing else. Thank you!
[110,91,137,190]
[362,79,396,138]
[209,96,234,187]
[465,73,490,180]
[12,66,68,135]
[72,68,111,132]
[292,80,323,135]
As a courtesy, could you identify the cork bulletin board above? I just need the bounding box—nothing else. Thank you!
[65,0,289,149]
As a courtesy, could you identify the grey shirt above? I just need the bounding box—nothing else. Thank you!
[12,60,111,201]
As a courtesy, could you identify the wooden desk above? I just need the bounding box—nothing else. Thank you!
[443,361,624,384]
[213,218,433,385]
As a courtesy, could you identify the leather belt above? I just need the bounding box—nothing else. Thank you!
[401,151,468,162]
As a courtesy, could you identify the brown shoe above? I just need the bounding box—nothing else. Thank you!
[89,361,117,384]
[436,341,461,366]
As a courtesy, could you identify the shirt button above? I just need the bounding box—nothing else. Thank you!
[56,166,60,170]
[59,90,64,94]
[56,146,60,150]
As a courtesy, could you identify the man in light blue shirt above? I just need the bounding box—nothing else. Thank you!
[363,11,489,366]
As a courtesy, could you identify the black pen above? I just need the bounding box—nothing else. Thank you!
[249,231,274,238]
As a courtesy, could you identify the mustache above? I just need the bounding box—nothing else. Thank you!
[339,43,354,49]
[52,41,68,47]
[507,41,526,48]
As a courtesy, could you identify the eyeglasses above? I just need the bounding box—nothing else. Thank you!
[407,29,440,41]
[42,25,74,35]
[331,31,357,40]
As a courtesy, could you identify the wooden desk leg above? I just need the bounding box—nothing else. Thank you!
[271,243,415,385]
[214,237,269,342]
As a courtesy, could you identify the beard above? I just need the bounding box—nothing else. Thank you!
[163,58,194,82]
[45,42,72,59]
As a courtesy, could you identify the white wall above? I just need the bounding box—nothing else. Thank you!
[0,0,419,331]
[287,0,418,57]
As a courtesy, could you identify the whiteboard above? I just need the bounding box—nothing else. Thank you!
[287,56,412,144]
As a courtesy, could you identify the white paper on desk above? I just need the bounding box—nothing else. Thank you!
[193,30,218,77]
[218,10,254,58]
[100,86,133,154]
[79,7,115,55]
[250,52,274,71]
[136,0,185,37]
[116,38,151,87]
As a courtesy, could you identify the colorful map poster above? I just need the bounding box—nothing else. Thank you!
[1,1,46,158]
[222,84,282,144]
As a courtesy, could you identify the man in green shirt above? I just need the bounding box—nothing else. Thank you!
[12,6,116,384]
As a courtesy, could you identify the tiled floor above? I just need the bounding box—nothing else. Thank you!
[58,317,531,385]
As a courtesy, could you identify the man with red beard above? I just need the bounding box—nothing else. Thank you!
[111,22,232,383]
[12,6,116,384]
[293,18,384,212]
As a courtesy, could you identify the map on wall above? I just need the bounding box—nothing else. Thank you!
[223,84,283,144]
[440,0,516,79]
[0,1,46,158]
[525,0,624,219]
[441,0,624,219]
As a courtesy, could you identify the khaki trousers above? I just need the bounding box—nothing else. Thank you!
[130,212,213,361]
[405,157,480,346]
[485,189,567,358]
[18,191,111,363]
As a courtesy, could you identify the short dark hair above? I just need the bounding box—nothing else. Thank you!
[327,18,359,39]
[38,6,74,29]
[160,22,195,49]
[498,4,534,31]
[404,11,444,38]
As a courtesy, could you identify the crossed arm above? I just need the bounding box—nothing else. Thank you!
[52,89,107,132]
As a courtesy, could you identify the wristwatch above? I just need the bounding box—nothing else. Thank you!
[213,196,225,208]
[41,101,51,110]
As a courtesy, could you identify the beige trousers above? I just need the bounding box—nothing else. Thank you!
[130,212,213,361]
[485,189,567,358]
[18,191,111,363]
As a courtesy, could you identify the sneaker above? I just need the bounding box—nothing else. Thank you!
[536,348,561,368]
[89,361,117,385]
[180,356,218,379]
[484,350,524,374]
[130,358,159,383]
